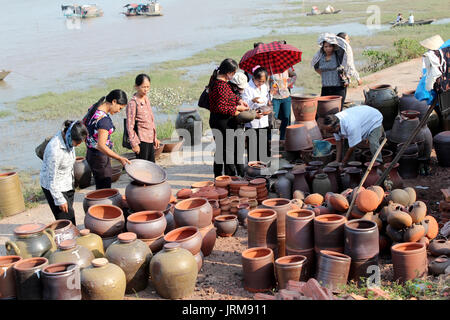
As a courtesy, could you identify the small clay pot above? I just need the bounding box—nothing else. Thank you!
[173,198,213,229]
[214,175,232,188]
[316,250,351,292]
[191,181,214,189]
[49,239,95,270]
[391,242,428,283]
[84,204,125,238]
[164,226,203,255]
[241,247,275,292]
[275,255,307,290]
[285,246,315,281]
[403,224,425,242]
[237,203,250,226]
[214,215,239,237]
[126,211,167,239]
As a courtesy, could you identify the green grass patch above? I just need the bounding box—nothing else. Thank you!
[18,171,46,209]
[0,110,12,118]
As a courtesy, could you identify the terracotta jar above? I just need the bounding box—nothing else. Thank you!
[176,188,192,200]
[105,232,152,293]
[398,153,419,179]
[49,239,95,269]
[198,223,216,257]
[344,219,379,282]
[85,204,125,238]
[291,94,318,121]
[285,124,313,151]
[6,223,56,259]
[363,84,399,130]
[391,242,428,283]
[275,255,307,290]
[281,164,295,184]
[173,197,213,229]
[247,209,278,255]
[383,162,403,189]
[329,194,349,212]
[76,229,105,258]
[433,131,450,167]
[285,246,315,281]
[46,220,80,248]
[316,250,351,292]
[305,166,319,190]
[42,263,82,300]
[125,180,172,212]
[208,199,221,221]
[323,167,339,193]
[362,162,381,188]
[0,255,22,299]
[274,170,292,200]
[13,257,49,300]
[164,226,203,255]
[150,243,198,299]
[312,173,332,196]
[83,188,123,214]
[126,211,167,239]
[356,189,380,213]
[291,168,310,194]
[74,156,92,189]
[286,209,315,251]
[314,214,347,254]
[241,247,275,292]
[237,203,250,226]
[215,175,232,189]
[403,224,425,242]
[317,95,342,117]
[344,167,362,189]
[214,215,238,237]
[163,203,176,234]
[80,258,126,300]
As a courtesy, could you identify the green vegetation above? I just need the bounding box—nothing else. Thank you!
[0,110,12,118]
[18,171,46,209]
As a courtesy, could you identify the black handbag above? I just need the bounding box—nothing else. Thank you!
[198,86,210,110]
[122,118,138,149]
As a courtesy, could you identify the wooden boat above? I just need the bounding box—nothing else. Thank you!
[61,4,103,19]
[391,19,436,28]
[307,9,341,16]
[0,70,10,81]
[123,2,162,17]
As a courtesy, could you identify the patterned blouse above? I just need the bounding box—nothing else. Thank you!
[317,54,341,87]
[208,79,241,116]
[85,109,115,150]
[126,94,156,148]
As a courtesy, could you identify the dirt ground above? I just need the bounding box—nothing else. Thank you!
[1,58,448,300]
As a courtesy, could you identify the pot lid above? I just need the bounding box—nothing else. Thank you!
[125,159,168,185]
[79,229,91,236]
[92,258,108,267]
[433,131,450,144]
[14,223,46,235]
[118,232,137,243]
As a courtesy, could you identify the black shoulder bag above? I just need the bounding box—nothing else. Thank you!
[198,86,210,110]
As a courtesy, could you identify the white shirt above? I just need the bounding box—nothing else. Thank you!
[333,105,383,148]
[242,79,270,128]
[408,15,414,23]
[40,131,76,206]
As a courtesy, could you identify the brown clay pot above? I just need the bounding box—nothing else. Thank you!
[285,209,315,250]
[140,234,165,254]
[391,242,428,283]
[314,214,347,254]
[403,224,425,242]
[237,204,250,226]
[317,95,342,117]
[292,168,310,194]
[316,250,351,292]
[275,255,307,290]
[304,193,324,206]
[126,211,167,239]
[13,257,49,300]
[214,175,231,188]
[241,247,275,292]
[214,215,239,237]
[356,189,380,213]
[164,226,203,255]
[85,204,125,238]
[208,200,221,221]
[163,203,176,234]
[323,167,339,193]
[291,94,318,121]
[83,188,123,214]
[285,246,315,281]
[329,193,349,212]
[42,262,82,300]
[49,239,95,270]
[198,223,216,257]
[423,216,439,240]
[247,209,278,255]
[125,180,172,212]
[173,198,213,229]
[0,255,22,299]
[46,219,80,248]
[76,229,105,258]
[74,157,92,189]
[176,188,192,199]
[285,124,313,151]
[239,186,257,198]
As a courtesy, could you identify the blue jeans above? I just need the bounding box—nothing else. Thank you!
[272,96,291,140]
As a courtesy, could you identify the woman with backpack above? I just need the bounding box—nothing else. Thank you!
[83,89,131,190]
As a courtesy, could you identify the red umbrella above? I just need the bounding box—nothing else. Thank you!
[239,41,302,75]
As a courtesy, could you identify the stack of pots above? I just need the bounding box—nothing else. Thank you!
[214,175,232,192]
[73,156,92,189]
[291,94,322,141]
[229,180,249,196]
[316,95,342,138]
[126,210,167,254]
[0,172,26,218]
[173,198,216,259]
[5,223,56,259]
[363,84,399,130]
[249,178,269,204]
[164,226,204,272]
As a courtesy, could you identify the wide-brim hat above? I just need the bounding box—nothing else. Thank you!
[420,35,444,50]
[230,72,249,90]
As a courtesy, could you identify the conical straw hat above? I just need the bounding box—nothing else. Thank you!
[420,35,444,50]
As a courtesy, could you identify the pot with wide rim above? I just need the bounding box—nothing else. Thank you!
[285,246,315,281]
[83,188,123,214]
[49,239,95,269]
[285,124,313,151]
[164,226,203,255]
[46,219,80,248]
[126,210,167,239]
[316,250,351,292]
[391,242,427,283]
[85,204,125,238]
[42,262,82,300]
[275,255,307,290]
[214,215,239,237]
[13,257,49,300]
[314,214,347,254]
[0,255,22,299]
[317,95,342,117]
[286,209,315,250]
[241,247,275,292]
[125,180,172,212]
[247,209,278,255]
[5,223,56,259]
[291,94,318,121]
[173,197,213,229]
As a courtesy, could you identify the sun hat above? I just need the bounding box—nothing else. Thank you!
[420,35,444,50]
[230,72,249,90]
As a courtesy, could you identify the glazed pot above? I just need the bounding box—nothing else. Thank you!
[105,232,152,293]
[399,90,429,122]
[102,236,118,251]
[291,94,318,121]
[247,209,278,255]
[125,180,172,212]
[398,153,419,179]
[85,204,125,238]
[314,214,347,254]
[237,203,250,226]
[13,257,49,300]
[198,223,216,256]
[126,210,167,239]
[173,197,213,229]
[42,263,81,300]
[141,235,165,254]
[0,255,22,299]
[433,131,450,167]
[292,168,310,194]
[83,188,123,214]
[275,255,307,290]
[214,215,238,237]
[273,170,292,200]
[285,124,313,151]
[391,242,427,283]
[312,173,332,196]
[0,172,26,217]
[75,229,105,258]
[317,95,342,117]
[163,203,176,233]
[383,163,403,189]
[175,108,202,146]
[74,157,92,189]
[164,226,203,255]
[150,243,198,299]
[286,209,315,250]
[244,161,270,178]
[285,246,315,281]
[316,250,351,292]
[46,219,80,248]
[241,247,275,292]
[5,223,56,259]
[323,167,339,193]
[80,258,126,300]
[49,239,95,269]
[363,84,399,130]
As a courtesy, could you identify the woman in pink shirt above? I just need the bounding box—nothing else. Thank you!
[126,74,160,162]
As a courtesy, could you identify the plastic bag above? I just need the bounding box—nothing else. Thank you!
[312,140,332,157]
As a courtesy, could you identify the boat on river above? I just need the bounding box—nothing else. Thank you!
[61,4,104,18]
[391,19,436,28]
[123,2,163,17]
[0,70,10,81]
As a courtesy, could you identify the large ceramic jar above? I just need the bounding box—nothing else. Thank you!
[285,124,313,151]
[5,223,56,259]
[125,180,172,212]
[275,255,307,290]
[46,219,80,248]
[291,94,318,121]
[175,108,202,146]
[13,257,49,300]
[126,211,167,239]
[273,170,292,199]
[292,168,310,194]
[399,90,429,123]
[173,198,213,229]
[83,188,123,214]
[262,198,293,257]
[312,173,332,196]
[241,247,275,292]
[247,209,278,255]
[80,258,126,300]
[295,119,323,141]
[105,232,152,293]
[317,95,342,117]
[391,242,428,283]
[286,209,315,251]
[49,239,95,269]
[0,172,25,217]
[362,162,382,188]
[433,131,450,167]
[0,255,22,299]
[76,229,105,258]
[314,214,347,254]
[42,262,82,300]
[363,84,399,130]
[150,243,198,299]
[85,204,125,238]
[74,156,92,189]
[163,226,203,256]
[316,250,351,292]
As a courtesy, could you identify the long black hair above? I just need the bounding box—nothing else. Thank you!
[62,120,88,142]
[208,58,239,89]
[135,74,151,86]
[83,89,128,125]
